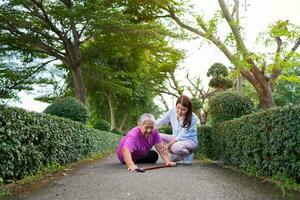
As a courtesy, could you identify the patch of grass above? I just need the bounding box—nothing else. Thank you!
[194,153,213,163]
[81,150,113,162]
[66,150,114,168]
[19,162,65,185]
[0,162,65,199]
[272,175,300,197]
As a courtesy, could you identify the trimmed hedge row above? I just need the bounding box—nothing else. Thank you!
[195,125,213,158]
[0,105,121,182]
[198,105,300,182]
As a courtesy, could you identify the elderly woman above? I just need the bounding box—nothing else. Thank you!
[117,113,176,171]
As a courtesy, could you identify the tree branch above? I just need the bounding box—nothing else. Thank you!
[2,21,65,61]
[169,71,183,95]
[3,59,57,92]
[198,88,220,100]
[218,0,249,58]
[156,89,179,98]
[274,36,282,67]
[186,73,201,97]
[270,36,300,86]
[30,0,65,40]
[159,94,169,111]
[162,6,207,37]
[284,36,300,61]
[163,4,234,63]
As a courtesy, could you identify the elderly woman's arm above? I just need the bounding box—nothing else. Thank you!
[122,148,138,171]
[154,143,176,166]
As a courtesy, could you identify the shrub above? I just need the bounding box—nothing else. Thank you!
[44,97,89,123]
[208,77,232,89]
[209,90,253,124]
[191,97,202,110]
[93,119,110,131]
[207,63,228,77]
[158,125,172,135]
[0,105,121,182]
[111,128,124,135]
[211,105,300,183]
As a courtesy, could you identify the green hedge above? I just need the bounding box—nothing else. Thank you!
[211,105,300,182]
[195,125,213,157]
[44,97,89,123]
[158,125,172,135]
[93,119,111,131]
[209,90,253,124]
[0,105,121,182]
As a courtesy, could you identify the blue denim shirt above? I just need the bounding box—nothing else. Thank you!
[156,108,198,144]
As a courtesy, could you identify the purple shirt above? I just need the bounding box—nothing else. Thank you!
[117,126,161,163]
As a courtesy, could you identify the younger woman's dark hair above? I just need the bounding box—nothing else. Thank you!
[176,95,193,129]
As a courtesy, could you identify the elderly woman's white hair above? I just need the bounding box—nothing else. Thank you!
[138,113,156,125]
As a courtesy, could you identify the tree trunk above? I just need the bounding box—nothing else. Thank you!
[106,93,116,130]
[200,110,208,125]
[159,94,169,111]
[119,113,127,131]
[236,76,242,93]
[71,65,86,105]
[241,67,274,109]
[254,81,275,109]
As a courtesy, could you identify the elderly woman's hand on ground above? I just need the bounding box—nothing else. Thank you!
[127,164,138,171]
[165,161,176,167]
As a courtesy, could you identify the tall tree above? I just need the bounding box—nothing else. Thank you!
[124,0,300,109]
[85,46,167,130]
[0,0,170,104]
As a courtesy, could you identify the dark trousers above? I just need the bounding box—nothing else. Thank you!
[135,150,158,163]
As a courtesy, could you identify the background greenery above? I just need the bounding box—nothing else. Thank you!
[196,105,300,185]
[0,105,121,182]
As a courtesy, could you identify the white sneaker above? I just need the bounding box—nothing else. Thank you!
[183,153,193,165]
[170,154,183,162]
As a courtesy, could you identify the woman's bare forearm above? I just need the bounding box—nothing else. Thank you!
[155,143,174,165]
[122,148,136,170]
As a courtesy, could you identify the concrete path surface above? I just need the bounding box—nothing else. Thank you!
[5,155,300,200]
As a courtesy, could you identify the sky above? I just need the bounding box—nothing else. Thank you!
[9,0,300,112]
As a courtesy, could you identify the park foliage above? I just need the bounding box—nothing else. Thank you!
[0,105,121,183]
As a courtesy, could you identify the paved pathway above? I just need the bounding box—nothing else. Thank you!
[6,155,300,200]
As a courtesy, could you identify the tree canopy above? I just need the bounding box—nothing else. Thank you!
[122,0,300,109]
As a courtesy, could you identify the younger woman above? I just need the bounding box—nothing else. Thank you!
[156,95,198,164]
